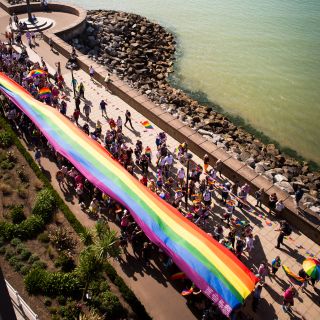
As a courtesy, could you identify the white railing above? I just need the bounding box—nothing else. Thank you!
[5,280,39,320]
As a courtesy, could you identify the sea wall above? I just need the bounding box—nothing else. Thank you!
[4,4,319,242]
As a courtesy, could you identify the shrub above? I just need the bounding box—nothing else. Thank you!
[15,216,45,239]
[49,227,75,252]
[14,261,24,272]
[16,168,29,183]
[5,151,16,163]
[94,291,126,318]
[57,295,67,306]
[58,301,81,319]
[10,238,21,247]
[37,231,50,243]
[0,221,15,240]
[32,188,56,221]
[0,159,15,170]
[16,243,26,254]
[24,268,47,295]
[32,260,47,270]
[4,248,14,260]
[20,265,31,276]
[28,254,40,264]
[44,298,52,307]
[48,306,58,315]
[54,253,76,272]
[9,256,19,267]
[19,249,31,261]
[0,131,13,148]
[17,187,28,199]
[0,183,13,195]
[10,205,26,224]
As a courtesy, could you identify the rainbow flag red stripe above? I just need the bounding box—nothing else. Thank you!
[27,69,47,78]
[141,120,153,129]
[0,72,257,317]
[38,87,51,97]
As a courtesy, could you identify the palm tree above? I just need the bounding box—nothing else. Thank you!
[76,247,104,299]
[79,228,93,246]
[94,228,120,261]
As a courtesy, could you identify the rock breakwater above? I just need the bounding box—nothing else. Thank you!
[70,10,319,212]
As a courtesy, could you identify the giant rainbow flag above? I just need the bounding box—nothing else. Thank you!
[0,72,257,316]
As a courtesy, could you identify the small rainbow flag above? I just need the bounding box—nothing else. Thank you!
[141,120,153,129]
[181,286,194,296]
[27,69,47,78]
[170,271,186,280]
[282,265,305,286]
[38,87,51,98]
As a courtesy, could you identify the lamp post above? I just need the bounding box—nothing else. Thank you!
[26,0,33,22]
[185,153,193,210]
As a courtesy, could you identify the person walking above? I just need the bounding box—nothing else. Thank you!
[89,65,95,80]
[203,154,210,173]
[124,110,134,129]
[275,220,292,249]
[116,116,122,131]
[255,188,264,207]
[83,104,91,122]
[282,286,297,313]
[78,82,85,99]
[73,108,80,125]
[34,148,42,167]
[100,99,107,117]
[271,256,281,276]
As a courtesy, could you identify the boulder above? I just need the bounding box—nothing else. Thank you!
[274,181,294,194]
[274,174,288,183]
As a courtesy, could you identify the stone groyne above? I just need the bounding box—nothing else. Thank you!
[71,10,320,213]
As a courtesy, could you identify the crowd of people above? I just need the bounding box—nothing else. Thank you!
[0,33,317,320]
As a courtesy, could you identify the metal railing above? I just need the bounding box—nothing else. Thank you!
[5,280,39,320]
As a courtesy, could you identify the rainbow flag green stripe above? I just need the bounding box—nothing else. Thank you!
[0,72,257,316]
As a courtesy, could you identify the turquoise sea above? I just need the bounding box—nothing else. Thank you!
[67,0,320,164]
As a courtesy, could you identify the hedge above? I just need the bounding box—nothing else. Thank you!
[0,115,151,319]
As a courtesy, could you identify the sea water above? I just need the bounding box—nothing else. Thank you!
[67,0,320,164]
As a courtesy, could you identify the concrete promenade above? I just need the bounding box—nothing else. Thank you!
[0,6,319,320]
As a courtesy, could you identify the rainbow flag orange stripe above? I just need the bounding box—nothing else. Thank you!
[27,69,47,78]
[141,120,153,129]
[38,87,51,97]
[0,72,257,316]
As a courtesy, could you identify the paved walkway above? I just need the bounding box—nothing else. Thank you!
[1,9,320,320]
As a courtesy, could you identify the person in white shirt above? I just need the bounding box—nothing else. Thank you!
[203,188,212,207]
[177,167,185,187]
[245,234,254,257]
[275,200,285,215]
[116,116,122,130]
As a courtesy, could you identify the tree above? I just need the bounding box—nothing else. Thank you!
[94,228,120,261]
[76,247,104,299]
[79,228,93,246]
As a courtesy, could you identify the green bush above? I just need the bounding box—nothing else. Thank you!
[16,243,26,254]
[54,253,76,272]
[20,265,31,276]
[24,268,47,295]
[0,221,15,240]
[4,248,14,260]
[37,231,50,243]
[32,188,56,222]
[94,291,126,318]
[0,159,15,170]
[58,301,81,319]
[10,238,21,247]
[32,260,47,270]
[57,295,67,306]
[28,254,40,264]
[19,249,31,261]
[48,306,58,315]
[9,256,19,267]
[0,131,13,148]
[14,261,24,272]
[10,205,26,224]
[14,216,45,240]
